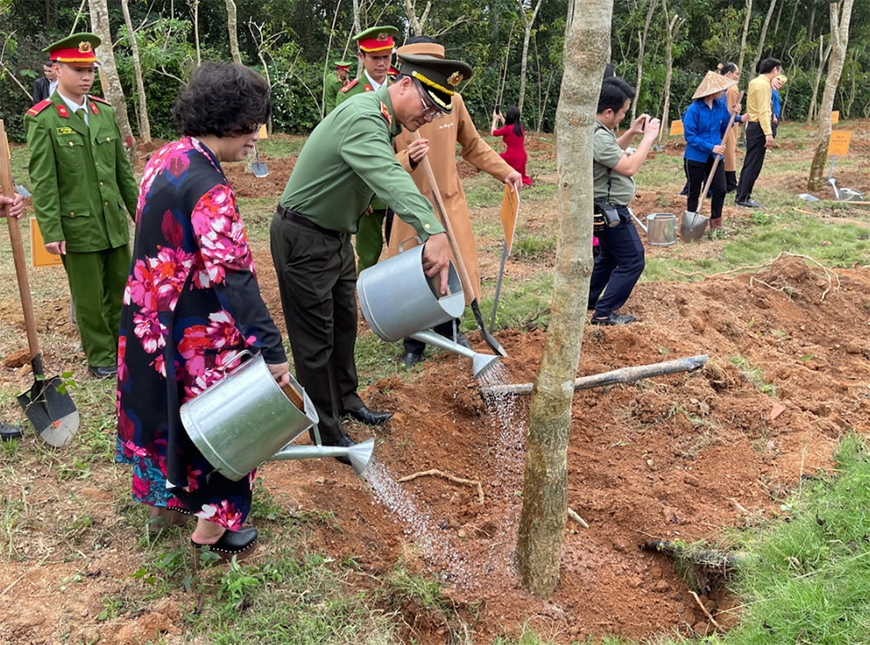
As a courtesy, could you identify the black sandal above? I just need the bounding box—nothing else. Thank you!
[192,527,258,565]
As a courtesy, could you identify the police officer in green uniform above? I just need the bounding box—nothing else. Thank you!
[270,53,472,464]
[336,25,399,273]
[323,60,352,117]
[25,33,138,379]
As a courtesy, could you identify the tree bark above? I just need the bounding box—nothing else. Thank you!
[752,0,778,74]
[515,0,611,598]
[89,0,136,161]
[516,0,544,113]
[121,0,151,144]
[658,0,682,145]
[807,0,855,191]
[632,0,659,122]
[192,0,201,65]
[807,36,832,123]
[226,0,242,64]
[737,0,753,77]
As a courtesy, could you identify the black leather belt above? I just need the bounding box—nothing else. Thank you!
[277,204,340,238]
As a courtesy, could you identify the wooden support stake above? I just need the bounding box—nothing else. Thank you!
[479,355,708,397]
[567,507,589,529]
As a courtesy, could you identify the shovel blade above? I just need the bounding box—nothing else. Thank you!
[17,376,79,447]
[680,210,709,243]
[471,300,508,357]
[251,162,269,178]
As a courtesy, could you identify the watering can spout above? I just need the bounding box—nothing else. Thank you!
[271,438,375,477]
[410,330,500,380]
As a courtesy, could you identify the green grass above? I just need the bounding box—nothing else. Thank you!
[728,355,777,396]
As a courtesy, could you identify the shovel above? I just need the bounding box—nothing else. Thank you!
[680,91,744,243]
[251,142,269,177]
[0,120,80,447]
[411,132,508,357]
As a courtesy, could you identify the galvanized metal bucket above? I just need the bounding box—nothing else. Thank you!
[645,213,677,246]
[181,353,319,481]
[357,239,465,342]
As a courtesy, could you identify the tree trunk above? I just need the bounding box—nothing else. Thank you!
[121,0,151,144]
[772,0,784,41]
[352,0,361,34]
[404,0,432,35]
[192,0,201,65]
[89,0,135,161]
[737,0,753,76]
[658,0,682,145]
[752,0,778,73]
[807,36,832,123]
[226,0,242,64]
[632,0,659,122]
[807,0,855,191]
[516,0,544,113]
[515,0,611,598]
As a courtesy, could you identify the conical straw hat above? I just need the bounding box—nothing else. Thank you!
[692,71,737,99]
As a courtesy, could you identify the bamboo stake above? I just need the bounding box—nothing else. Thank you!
[479,355,708,397]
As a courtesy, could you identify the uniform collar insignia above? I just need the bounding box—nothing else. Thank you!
[380,102,392,128]
[56,104,69,118]
[90,101,99,115]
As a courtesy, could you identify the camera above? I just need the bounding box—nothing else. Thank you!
[594,200,621,228]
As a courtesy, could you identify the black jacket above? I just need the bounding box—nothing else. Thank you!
[32,77,51,104]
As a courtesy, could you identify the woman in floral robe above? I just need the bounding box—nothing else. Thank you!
[116,62,289,560]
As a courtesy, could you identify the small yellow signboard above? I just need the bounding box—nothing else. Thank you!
[499,185,520,254]
[670,120,684,136]
[30,217,64,267]
[258,124,268,140]
[831,111,839,125]
[828,130,851,157]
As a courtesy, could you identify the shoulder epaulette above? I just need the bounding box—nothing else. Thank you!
[340,78,360,93]
[26,98,52,117]
[90,96,112,106]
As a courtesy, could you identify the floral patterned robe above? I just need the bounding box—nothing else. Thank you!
[116,137,286,528]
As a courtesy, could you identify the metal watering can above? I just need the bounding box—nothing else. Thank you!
[631,211,677,246]
[181,353,374,478]
[357,239,501,379]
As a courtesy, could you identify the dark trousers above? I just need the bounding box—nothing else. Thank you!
[588,206,645,317]
[736,122,767,203]
[686,157,726,220]
[62,245,129,367]
[403,319,461,355]
[270,209,364,445]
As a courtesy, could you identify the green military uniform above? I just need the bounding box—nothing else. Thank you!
[323,61,352,116]
[26,33,138,372]
[270,85,443,447]
[335,25,399,273]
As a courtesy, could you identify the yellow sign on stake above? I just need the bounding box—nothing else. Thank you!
[831,111,839,125]
[670,120,684,136]
[258,124,268,139]
[30,217,64,267]
[828,130,851,157]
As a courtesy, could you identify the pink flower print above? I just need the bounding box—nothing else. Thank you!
[117,335,128,383]
[133,310,166,354]
[197,501,243,531]
[161,210,184,249]
[118,408,136,443]
[177,324,212,377]
[153,247,194,312]
[127,259,159,312]
[121,438,148,459]
[184,465,203,492]
[132,474,150,498]
[206,310,242,350]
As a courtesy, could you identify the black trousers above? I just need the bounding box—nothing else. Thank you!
[686,157,726,219]
[736,122,768,203]
[403,319,461,355]
[588,207,645,317]
[269,209,364,445]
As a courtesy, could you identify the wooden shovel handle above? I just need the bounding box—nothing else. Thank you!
[0,120,41,360]
[409,130,474,298]
[697,91,745,206]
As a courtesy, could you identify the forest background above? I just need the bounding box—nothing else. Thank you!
[1,0,869,143]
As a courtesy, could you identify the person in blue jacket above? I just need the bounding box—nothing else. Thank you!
[770,74,786,137]
[683,71,748,231]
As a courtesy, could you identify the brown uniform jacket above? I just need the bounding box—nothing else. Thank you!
[385,94,513,303]
[723,84,741,173]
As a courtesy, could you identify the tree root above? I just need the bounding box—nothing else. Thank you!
[397,469,485,505]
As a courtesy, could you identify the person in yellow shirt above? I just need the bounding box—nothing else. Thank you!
[735,57,782,209]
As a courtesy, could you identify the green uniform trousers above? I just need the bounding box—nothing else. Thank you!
[62,245,130,368]
[354,208,388,273]
[270,209,364,445]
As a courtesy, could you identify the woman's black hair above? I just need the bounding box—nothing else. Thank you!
[504,105,523,137]
[719,62,738,75]
[173,61,271,138]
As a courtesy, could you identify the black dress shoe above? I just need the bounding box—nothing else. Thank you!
[590,313,637,326]
[88,365,118,379]
[402,351,423,368]
[1,423,22,442]
[324,434,356,465]
[192,527,258,564]
[345,406,393,426]
[735,198,762,209]
[454,332,471,349]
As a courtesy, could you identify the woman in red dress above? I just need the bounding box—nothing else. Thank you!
[491,106,533,186]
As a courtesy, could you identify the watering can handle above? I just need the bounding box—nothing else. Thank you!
[397,236,423,253]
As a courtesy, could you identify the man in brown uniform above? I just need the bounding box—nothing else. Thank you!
[719,62,741,193]
[384,36,522,368]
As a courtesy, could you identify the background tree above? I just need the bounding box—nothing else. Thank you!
[515,0,610,598]
[807,0,855,191]
[120,0,151,144]
[225,0,241,64]
[515,0,544,112]
[632,0,659,122]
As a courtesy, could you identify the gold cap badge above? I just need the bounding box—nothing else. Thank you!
[446,72,463,87]
[78,41,92,53]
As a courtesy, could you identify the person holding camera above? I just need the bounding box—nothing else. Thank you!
[588,77,659,326]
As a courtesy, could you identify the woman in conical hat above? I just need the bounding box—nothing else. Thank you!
[682,71,748,232]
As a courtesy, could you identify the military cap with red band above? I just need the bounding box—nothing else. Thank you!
[354,25,399,53]
[44,32,101,64]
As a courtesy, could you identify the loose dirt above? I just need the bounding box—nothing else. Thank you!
[2,129,870,644]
